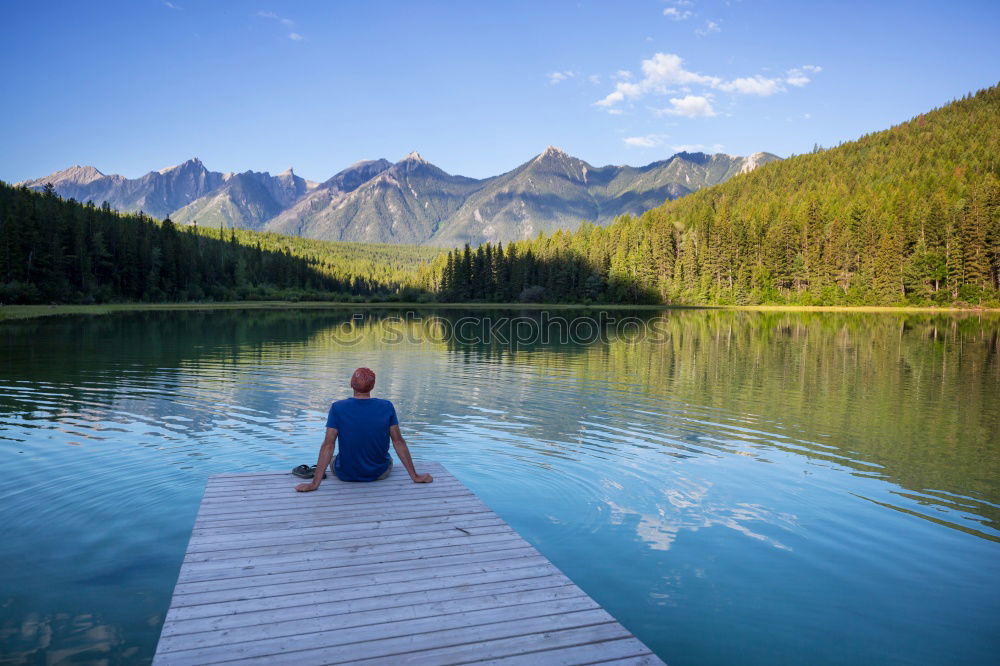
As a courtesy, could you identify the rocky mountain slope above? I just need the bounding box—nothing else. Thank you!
[18,149,779,245]
[18,158,227,220]
[169,168,316,231]
[431,147,770,246]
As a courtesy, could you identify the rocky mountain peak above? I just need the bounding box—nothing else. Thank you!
[158,157,204,175]
[28,164,106,186]
[534,145,572,164]
[530,146,580,173]
[739,151,779,174]
[671,151,710,165]
[400,151,427,165]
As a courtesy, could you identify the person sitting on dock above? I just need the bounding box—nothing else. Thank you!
[295,367,433,492]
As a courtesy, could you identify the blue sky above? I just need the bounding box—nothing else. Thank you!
[2,0,998,183]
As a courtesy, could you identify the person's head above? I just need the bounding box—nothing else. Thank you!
[350,367,376,395]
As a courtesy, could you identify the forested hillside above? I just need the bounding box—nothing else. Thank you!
[6,87,998,308]
[0,182,437,304]
[429,85,1000,306]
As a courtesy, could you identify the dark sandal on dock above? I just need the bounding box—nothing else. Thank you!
[292,464,326,479]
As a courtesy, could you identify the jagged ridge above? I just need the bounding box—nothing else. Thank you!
[17,149,779,245]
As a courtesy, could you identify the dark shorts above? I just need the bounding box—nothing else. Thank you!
[331,455,393,481]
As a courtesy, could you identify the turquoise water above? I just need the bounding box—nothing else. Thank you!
[0,308,998,664]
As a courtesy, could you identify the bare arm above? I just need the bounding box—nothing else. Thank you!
[390,424,432,483]
[296,427,337,492]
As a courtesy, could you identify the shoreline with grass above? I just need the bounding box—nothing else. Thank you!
[2,300,998,322]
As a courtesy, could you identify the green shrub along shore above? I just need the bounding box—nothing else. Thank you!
[2,86,998,311]
[3,301,996,324]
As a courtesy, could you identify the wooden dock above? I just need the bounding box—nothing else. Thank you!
[154,461,664,665]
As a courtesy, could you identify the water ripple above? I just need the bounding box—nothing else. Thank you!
[1,308,997,665]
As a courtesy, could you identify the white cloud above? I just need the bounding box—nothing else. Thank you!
[547,71,575,85]
[642,52,720,89]
[588,74,601,85]
[595,53,718,110]
[661,94,716,117]
[624,134,668,148]
[163,1,181,9]
[594,52,818,114]
[256,11,299,36]
[663,7,693,20]
[696,20,720,36]
[718,75,783,96]
[595,81,644,108]
[785,65,822,87]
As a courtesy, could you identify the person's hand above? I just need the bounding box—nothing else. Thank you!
[411,473,433,483]
[296,482,319,492]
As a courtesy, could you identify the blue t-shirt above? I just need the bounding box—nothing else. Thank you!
[326,397,398,481]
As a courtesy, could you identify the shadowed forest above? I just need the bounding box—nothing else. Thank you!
[0,182,436,304]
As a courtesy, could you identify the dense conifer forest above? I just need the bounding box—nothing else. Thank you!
[3,86,998,308]
[428,85,1000,306]
[0,181,437,304]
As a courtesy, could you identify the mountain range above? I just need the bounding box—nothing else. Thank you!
[17,148,779,246]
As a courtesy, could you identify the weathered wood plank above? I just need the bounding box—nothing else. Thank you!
[191,506,491,535]
[201,467,451,492]
[204,467,451,485]
[176,534,531,585]
[177,530,523,577]
[161,582,586,642]
[172,546,541,597]
[595,656,664,665]
[207,468,452,482]
[164,574,573,632]
[199,479,471,502]
[200,474,465,494]
[192,495,487,529]
[153,462,664,665]
[477,636,656,665]
[202,475,461,492]
[205,463,447,483]
[182,524,514,564]
[156,602,607,662]
[196,484,472,513]
[346,622,638,665]
[190,502,492,535]
[170,556,561,612]
[186,515,507,553]
[188,510,503,545]
[198,478,467,502]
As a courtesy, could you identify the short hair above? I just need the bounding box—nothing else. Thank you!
[350,367,376,393]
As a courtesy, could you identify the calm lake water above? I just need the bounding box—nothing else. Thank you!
[0,308,997,664]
